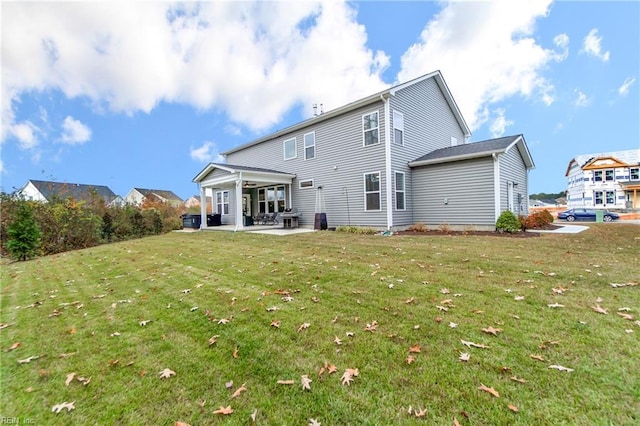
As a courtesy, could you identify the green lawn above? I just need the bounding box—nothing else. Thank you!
[1,224,639,425]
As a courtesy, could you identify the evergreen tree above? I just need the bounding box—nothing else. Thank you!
[6,203,41,261]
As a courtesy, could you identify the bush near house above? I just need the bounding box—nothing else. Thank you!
[495,210,521,233]
[519,209,554,230]
[0,193,185,259]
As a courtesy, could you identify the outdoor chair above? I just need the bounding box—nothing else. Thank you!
[263,212,278,225]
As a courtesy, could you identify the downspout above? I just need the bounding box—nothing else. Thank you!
[382,94,392,230]
[199,184,206,230]
[492,153,501,222]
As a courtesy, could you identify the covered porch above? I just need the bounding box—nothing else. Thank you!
[192,163,297,231]
[619,181,640,209]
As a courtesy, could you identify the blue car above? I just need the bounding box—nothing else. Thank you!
[557,208,619,222]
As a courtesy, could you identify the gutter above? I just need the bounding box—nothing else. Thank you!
[382,93,393,230]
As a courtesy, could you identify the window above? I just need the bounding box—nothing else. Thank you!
[299,179,314,189]
[594,191,603,205]
[364,172,381,211]
[394,171,405,210]
[304,132,315,160]
[631,168,639,180]
[393,111,404,145]
[594,171,603,182]
[605,169,615,181]
[363,112,379,146]
[283,137,296,160]
[258,186,286,213]
[216,191,229,215]
[606,190,615,204]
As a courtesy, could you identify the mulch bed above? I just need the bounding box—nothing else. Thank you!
[394,224,562,238]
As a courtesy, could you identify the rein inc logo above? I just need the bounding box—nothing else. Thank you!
[0,418,35,424]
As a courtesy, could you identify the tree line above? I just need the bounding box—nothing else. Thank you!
[1,192,189,261]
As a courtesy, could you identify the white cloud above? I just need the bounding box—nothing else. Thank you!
[1,1,388,141]
[397,0,564,131]
[60,116,91,144]
[581,28,609,61]
[10,121,39,150]
[489,109,514,138]
[190,141,224,163]
[618,77,636,96]
[574,90,590,107]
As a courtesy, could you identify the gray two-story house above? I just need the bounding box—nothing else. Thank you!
[193,70,534,231]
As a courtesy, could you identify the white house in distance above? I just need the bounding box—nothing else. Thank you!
[565,149,640,209]
[193,70,535,231]
[18,179,122,205]
[124,188,184,207]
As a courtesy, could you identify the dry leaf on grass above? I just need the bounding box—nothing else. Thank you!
[65,372,76,386]
[139,320,152,326]
[231,384,247,398]
[341,368,359,386]
[510,376,527,383]
[591,305,608,314]
[461,339,490,349]
[174,422,190,426]
[18,355,40,364]
[297,322,311,332]
[508,404,519,412]
[213,405,233,415]
[208,335,219,346]
[530,354,545,361]
[482,326,503,336]
[51,401,75,413]
[478,383,500,398]
[308,419,321,426]
[301,375,312,391]
[159,368,176,379]
[8,342,21,351]
[406,355,416,364]
[549,364,574,372]
[408,344,421,353]
[459,352,470,362]
[277,379,295,385]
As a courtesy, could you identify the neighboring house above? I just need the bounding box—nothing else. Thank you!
[184,195,213,211]
[18,179,121,205]
[125,188,184,207]
[193,70,535,231]
[565,149,640,209]
[529,199,564,208]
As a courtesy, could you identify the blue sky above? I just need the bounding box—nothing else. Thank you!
[2,0,638,200]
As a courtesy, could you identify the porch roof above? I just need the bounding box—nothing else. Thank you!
[192,163,296,188]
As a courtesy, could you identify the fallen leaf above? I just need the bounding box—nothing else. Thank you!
[297,322,311,332]
[301,375,312,391]
[277,379,295,385]
[334,336,342,345]
[414,407,427,417]
[51,401,75,413]
[0,323,12,330]
[461,339,490,349]
[231,384,247,398]
[159,368,176,379]
[409,344,421,353]
[213,405,233,415]
[530,354,545,362]
[251,408,258,422]
[617,312,634,320]
[459,352,470,362]
[364,321,378,332]
[208,335,219,346]
[308,419,321,426]
[65,372,76,386]
[548,303,565,308]
[139,320,151,326]
[225,381,234,389]
[341,368,359,386]
[17,355,40,364]
[510,376,527,383]
[8,342,21,351]
[406,355,416,364]
[233,347,239,358]
[508,404,519,412]
[549,364,574,372]
[481,326,503,336]
[218,318,230,325]
[478,383,500,398]
[174,422,190,426]
[453,418,461,426]
[591,305,608,315]
[270,320,280,328]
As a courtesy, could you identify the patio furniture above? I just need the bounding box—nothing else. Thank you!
[263,212,278,225]
[281,208,300,229]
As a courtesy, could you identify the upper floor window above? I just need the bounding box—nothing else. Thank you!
[594,171,603,182]
[631,168,639,180]
[364,172,381,211]
[393,111,404,145]
[299,179,314,189]
[216,191,229,215]
[304,132,315,160]
[395,171,405,210]
[605,169,615,181]
[283,137,296,160]
[363,111,379,146]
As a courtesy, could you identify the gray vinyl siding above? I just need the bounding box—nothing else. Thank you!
[389,77,467,227]
[412,157,496,226]
[499,146,529,216]
[226,101,388,228]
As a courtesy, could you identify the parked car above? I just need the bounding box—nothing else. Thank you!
[557,208,619,222]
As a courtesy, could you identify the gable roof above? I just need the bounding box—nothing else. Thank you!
[133,188,183,203]
[222,70,470,156]
[193,163,296,183]
[565,149,640,176]
[24,179,118,203]
[408,135,535,169]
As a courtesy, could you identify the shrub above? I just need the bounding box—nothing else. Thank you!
[438,223,451,233]
[519,209,554,230]
[6,202,41,261]
[335,225,377,235]
[407,223,427,232]
[496,210,521,233]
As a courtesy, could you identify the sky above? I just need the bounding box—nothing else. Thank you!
[2,0,639,200]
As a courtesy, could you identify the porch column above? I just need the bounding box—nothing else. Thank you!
[234,177,244,231]
[199,185,206,230]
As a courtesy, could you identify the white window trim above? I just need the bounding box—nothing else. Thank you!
[394,171,406,211]
[363,171,382,211]
[362,111,380,147]
[216,190,229,215]
[299,179,314,189]
[283,137,297,161]
[631,167,639,180]
[304,131,315,160]
[393,110,404,146]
